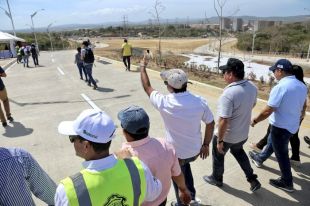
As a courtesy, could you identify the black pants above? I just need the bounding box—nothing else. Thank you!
[257,124,301,161]
[123,56,131,70]
[212,136,257,182]
[32,55,39,66]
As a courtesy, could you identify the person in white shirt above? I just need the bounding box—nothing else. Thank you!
[140,59,214,206]
[56,109,162,206]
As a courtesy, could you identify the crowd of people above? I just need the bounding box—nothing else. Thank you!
[0,44,309,206]
[15,43,39,68]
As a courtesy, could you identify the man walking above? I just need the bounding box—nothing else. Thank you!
[122,39,132,71]
[140,60,215,206]
[203,58,261,192]
[0,66,13,127]
[30,43,39,66]
[249,59,307,192]
[117,105,191,206]
[56,109,162,206]
[81,41,97,90]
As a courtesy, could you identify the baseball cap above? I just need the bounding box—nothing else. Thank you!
[160,69,188,89]
[219,58,244,73]
[118,105,150,135]
[58,109,116,143]
[269,59,292,72]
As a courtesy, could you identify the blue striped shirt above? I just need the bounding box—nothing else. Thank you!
[0,148,57,206]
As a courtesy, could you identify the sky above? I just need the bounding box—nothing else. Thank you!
[0,0,309,31]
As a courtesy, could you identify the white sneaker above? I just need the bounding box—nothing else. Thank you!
[290,159,301,167]
[249,143,262,153]
[190,198,201,206]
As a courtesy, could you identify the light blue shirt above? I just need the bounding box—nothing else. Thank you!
[268,75,307,134]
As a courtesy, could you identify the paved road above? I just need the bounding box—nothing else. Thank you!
[2,50,310,205]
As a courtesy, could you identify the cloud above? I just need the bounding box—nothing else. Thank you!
[88,5,145,16]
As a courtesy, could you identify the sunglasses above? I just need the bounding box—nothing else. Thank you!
[69,135,81,143]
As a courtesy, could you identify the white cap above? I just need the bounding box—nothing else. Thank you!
[58,109,116,143]
[160,69,188,89]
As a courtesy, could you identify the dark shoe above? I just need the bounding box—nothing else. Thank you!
[170,201,187,206]
[269,178,294,193]
[80,77,83,80]
[2,122,7,127]
[85,79,88,82]
[304,136,310,145]
[249,151,262,168]
[87,83,91,86]
[250,179,261,192]
[203,175,223,187]
[93,85,98,90]
[7,116,14,123]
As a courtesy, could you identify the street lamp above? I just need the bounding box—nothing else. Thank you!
[47,23,54,52]
[0,0,16,36]
[30,9,44,50]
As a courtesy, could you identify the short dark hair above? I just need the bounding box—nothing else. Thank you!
[124,39,128,43]
[77,47,81,52]
[172,83,187,93]
[82,41,89,47]
[124,128,148,141]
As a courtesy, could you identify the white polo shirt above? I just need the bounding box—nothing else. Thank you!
[268,75,307,134]
[150,91,214,159]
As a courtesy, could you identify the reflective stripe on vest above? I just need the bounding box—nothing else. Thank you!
[69,158,141,206]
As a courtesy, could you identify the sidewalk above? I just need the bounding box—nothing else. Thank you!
[0,58,16,69]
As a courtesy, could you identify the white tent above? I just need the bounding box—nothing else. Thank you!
[0,31,25,58]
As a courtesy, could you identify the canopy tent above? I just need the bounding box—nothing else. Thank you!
[0,31,25,58]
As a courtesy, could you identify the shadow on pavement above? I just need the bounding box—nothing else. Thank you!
[258,165,310,205]
[221,184,303,206]
[2,121,33,138]
[96,87,114,92]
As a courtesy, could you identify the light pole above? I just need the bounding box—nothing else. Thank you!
[0,0,16,36]
[30,9,44,50]
[47,23,54,52]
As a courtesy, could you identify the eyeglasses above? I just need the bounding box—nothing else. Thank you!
[69,135,80,143]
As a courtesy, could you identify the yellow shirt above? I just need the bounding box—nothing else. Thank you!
[122,43,132,56]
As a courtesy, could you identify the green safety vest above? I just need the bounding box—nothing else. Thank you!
[61,157,146,206]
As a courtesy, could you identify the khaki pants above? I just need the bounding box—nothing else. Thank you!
[0,88,11,123]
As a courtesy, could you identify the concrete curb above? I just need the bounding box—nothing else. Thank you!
[95,55,310,116]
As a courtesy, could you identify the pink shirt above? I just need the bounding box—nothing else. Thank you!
[122,136,181,206]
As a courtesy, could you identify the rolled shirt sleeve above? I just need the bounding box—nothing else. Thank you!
[140,161,162,202]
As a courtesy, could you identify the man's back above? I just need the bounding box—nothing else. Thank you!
[150,90,214,159]
[0,148,56,206]
[122,137,180,205]
[122,43,132,56]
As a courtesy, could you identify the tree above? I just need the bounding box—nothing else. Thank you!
[150,0,165,65]
[213,0,227,71]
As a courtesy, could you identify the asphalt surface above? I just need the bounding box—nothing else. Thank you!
[1,50,310,206]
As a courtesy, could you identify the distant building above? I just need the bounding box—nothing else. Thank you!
[221,17,232,30]
[253,20,282,31]
[190,23,220,30]
[232,18,243,32]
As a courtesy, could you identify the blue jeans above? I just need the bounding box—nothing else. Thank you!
[256,125,293,186]
[212,136,257,182]
[84,63,97,86]
[173,156,197,205]
[77,63,88,80]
